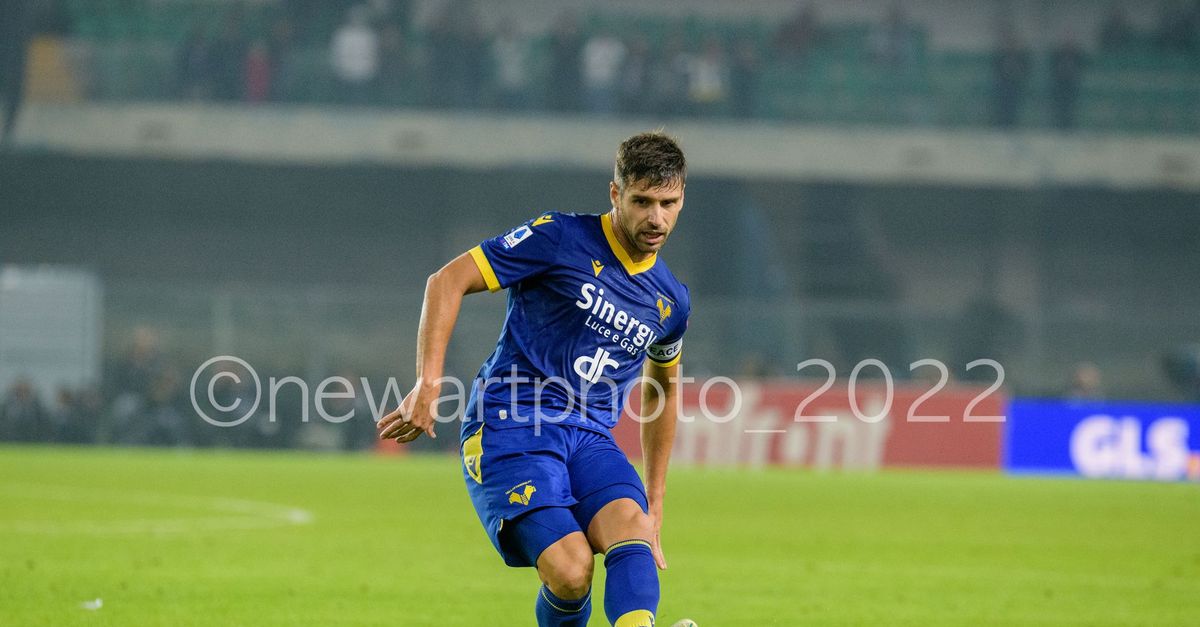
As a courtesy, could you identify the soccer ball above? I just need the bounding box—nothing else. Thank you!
[671,620,698,627]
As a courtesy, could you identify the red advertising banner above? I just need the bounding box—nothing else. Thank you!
[612,379,1006,469]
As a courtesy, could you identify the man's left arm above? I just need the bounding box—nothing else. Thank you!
[640,359,680,570]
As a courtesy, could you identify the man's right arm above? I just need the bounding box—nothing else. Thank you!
[377,251,489,443]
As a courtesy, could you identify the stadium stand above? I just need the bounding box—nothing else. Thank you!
[25,0,1200,134]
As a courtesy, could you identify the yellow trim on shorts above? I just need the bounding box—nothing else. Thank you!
[461,426,484,484]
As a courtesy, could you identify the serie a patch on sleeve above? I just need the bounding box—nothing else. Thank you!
[503,225,533,249]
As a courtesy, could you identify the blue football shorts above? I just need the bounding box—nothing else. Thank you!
[460,420,649,567]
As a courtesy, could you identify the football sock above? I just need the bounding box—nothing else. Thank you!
[535,584,592,627]
[603,540,659,627]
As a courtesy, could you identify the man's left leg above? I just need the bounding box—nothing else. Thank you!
[567,430,659,627]
[588,498,659,627]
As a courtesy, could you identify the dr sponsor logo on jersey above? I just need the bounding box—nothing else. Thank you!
[574,347,620,384]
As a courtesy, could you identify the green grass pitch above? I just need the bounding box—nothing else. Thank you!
[1,445,1198,626]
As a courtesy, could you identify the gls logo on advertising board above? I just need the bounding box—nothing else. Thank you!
[1070,415,1197,480]
[1005,399,1200,482]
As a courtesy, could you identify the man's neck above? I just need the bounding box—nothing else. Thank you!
[608,209,654,263]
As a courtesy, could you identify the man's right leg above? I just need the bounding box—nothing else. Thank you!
[534,530,594,626]
[460,422,592,625]
[505,508,595,627]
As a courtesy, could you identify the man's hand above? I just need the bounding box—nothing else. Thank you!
[649,499,667,570]
[377,380,439,443]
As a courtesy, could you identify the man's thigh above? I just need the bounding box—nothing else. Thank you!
[564,429,649,551]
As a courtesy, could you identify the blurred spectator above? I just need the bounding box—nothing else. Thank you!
[648,33,691,117]
[457,9,489,109]
[548,14,583,112]
[377,21,414,106]
[951,296,1023,380]
[619,37,652,115]
[870,3,920,71]
[177,23,214,100]
[687,37,731,117]
[267,15,297,102]
[775,3,822,58]
[113,328,167,404]
[369,0,412,33]
[0,379,44,442]
[730,39,760,118]
[1099,5,1136,52]
[331,5,380,105]
[1163,345,1200,401]
[211,12,249,101]
[0,0,33,148]
[428,0,486,109]
[1156,1,1198,52]
[490,19,534,111]
[138,366,190,447]
[1065,362,1105,401]
[582,30,627,115]
[244,40,273,104]
[323,370,377,451]
[58,386,103,444]
[109,327,167,443]
[1049,35,1085,130]
[992,25,1031,129]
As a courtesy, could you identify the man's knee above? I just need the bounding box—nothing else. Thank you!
[537,533,594,599]
[588,498,653,551]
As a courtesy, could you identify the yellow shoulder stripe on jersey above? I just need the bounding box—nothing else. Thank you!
[468,245,501,292]
[601,213,657,276]
[648,350,682,368]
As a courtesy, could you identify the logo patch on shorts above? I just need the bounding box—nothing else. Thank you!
[506,480,537,506]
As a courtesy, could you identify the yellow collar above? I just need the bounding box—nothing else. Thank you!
[601,212,657,276]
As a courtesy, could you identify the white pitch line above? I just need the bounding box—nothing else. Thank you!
[743,429,786,434]
[0,483,314,535]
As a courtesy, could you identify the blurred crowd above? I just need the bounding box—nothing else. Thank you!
[0,328,381,451]
[29,0,1190,130]
[6,326,1200,451]
[169,0,767,118]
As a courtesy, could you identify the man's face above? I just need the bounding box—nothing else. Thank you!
[609,178,684,255]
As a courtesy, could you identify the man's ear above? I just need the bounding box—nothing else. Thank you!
[609,181,620,208]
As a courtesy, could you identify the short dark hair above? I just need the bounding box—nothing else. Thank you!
[614,132,686,191]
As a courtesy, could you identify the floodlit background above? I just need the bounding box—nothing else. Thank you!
[0,1,1199,625]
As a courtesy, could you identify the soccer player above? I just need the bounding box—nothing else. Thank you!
[378,132,692,627]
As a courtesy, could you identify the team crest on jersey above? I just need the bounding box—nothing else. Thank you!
[506,481,537,506]
[503,225,533,249]
[656,295,673,323]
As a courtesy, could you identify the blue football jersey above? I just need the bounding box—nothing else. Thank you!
[464,211,690,435]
